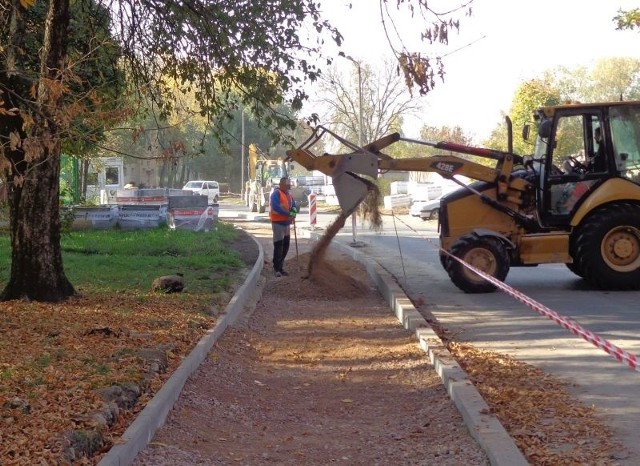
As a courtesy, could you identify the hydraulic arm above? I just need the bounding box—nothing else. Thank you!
[286,126,532,216]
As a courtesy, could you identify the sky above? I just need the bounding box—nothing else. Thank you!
[308,0,640,143]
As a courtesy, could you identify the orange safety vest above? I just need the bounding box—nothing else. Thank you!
[269,189,293,223]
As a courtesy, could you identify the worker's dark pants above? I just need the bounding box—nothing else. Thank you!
[272,235,290,272]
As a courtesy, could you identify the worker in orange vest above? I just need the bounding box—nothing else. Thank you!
[269,177,298,277]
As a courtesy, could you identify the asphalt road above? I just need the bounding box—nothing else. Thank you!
[220,201,640,464]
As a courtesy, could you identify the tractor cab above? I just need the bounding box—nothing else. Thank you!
[529,101,640,228]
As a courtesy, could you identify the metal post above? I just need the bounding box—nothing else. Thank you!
[241,109,245,201]
[346,56,365,248]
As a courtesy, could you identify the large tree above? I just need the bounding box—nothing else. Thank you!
[1,0,76,301]
[614,8,640,31]
[0,0,469,302]
[316,59,422,147]
[0,0,126,301]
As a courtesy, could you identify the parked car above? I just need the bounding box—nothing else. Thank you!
[409,195,442,221]
[182,180,220,204]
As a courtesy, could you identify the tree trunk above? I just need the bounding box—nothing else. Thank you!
[0,0,75,302]
[159,159,167,188]
[179,162,187,187]
[80,159,90,201]
[1,141,75,301]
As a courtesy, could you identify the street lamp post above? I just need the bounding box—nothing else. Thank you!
[346,55,365,247]
[241,109,245,202]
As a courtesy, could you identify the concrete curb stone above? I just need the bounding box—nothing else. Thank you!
[304,230,529,466]
[97,235,265,466]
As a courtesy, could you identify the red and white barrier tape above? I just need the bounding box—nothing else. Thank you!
[446,253,640,373]
[388,212,639,372]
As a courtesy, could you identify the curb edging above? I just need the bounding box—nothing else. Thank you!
[97,235,265,466]
[311,232,529,466]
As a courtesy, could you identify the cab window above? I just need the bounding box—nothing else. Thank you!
[544,113,603,219]
[610,104,640,182]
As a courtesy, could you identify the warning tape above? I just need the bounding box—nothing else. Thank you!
[387,211,640,373]
[446,253,640,373]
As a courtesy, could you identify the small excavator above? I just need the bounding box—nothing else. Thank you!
[244,144,307,213]
[286,101,640,293]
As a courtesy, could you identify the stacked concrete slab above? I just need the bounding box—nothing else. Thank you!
[166,196,219,232]
[68,189,218,231]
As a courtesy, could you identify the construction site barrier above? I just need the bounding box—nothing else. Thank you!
[308,192,317,228]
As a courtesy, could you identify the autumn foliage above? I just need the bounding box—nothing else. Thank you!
[0,223,254,462]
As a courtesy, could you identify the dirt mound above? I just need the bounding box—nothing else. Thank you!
[305,213,347,277]
[277,185,383,302]
[304,183,381,279]
[273,253,373,301]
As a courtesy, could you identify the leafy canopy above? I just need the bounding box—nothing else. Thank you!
[614,8,640,30]
[109,0,343,147]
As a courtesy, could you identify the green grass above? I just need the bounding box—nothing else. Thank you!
[0,222,246,295]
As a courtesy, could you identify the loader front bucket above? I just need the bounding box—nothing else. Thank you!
[285,126,383,216]
[329,151,378,216]
[286,147,378,217]
[333,171,370,216]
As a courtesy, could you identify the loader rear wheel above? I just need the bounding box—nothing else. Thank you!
[439,253,450,271]
[446,234,510,293]
[573,203,640,290]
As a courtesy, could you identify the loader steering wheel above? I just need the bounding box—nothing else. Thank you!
[564,156,588,175]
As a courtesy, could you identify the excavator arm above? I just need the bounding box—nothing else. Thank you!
[286,127,532,216]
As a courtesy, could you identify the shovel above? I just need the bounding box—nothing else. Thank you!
[292,218,299,269]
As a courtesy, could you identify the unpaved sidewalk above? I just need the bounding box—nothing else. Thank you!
[132,228,489,465]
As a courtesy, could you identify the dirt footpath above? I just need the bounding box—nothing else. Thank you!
[132,223,489,465]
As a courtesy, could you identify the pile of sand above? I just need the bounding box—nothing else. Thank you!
[271,252,373,301]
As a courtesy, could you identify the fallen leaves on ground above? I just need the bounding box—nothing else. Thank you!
[446,340,625,465]
[0,290,218,463]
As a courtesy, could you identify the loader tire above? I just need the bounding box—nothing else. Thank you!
[439,253,450,271]
[446,234,510,293]
[573,203,640,290]
[565,262,584,278]
[566,226,585,278]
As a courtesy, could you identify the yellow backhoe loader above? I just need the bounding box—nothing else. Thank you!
[245,144,309,213]
[286,101,640,293]
[245,144,287,213]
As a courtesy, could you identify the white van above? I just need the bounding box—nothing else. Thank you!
[182,180,220,204]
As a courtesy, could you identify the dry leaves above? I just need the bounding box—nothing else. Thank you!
[446,341,624,465]
[0,291,217,463]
